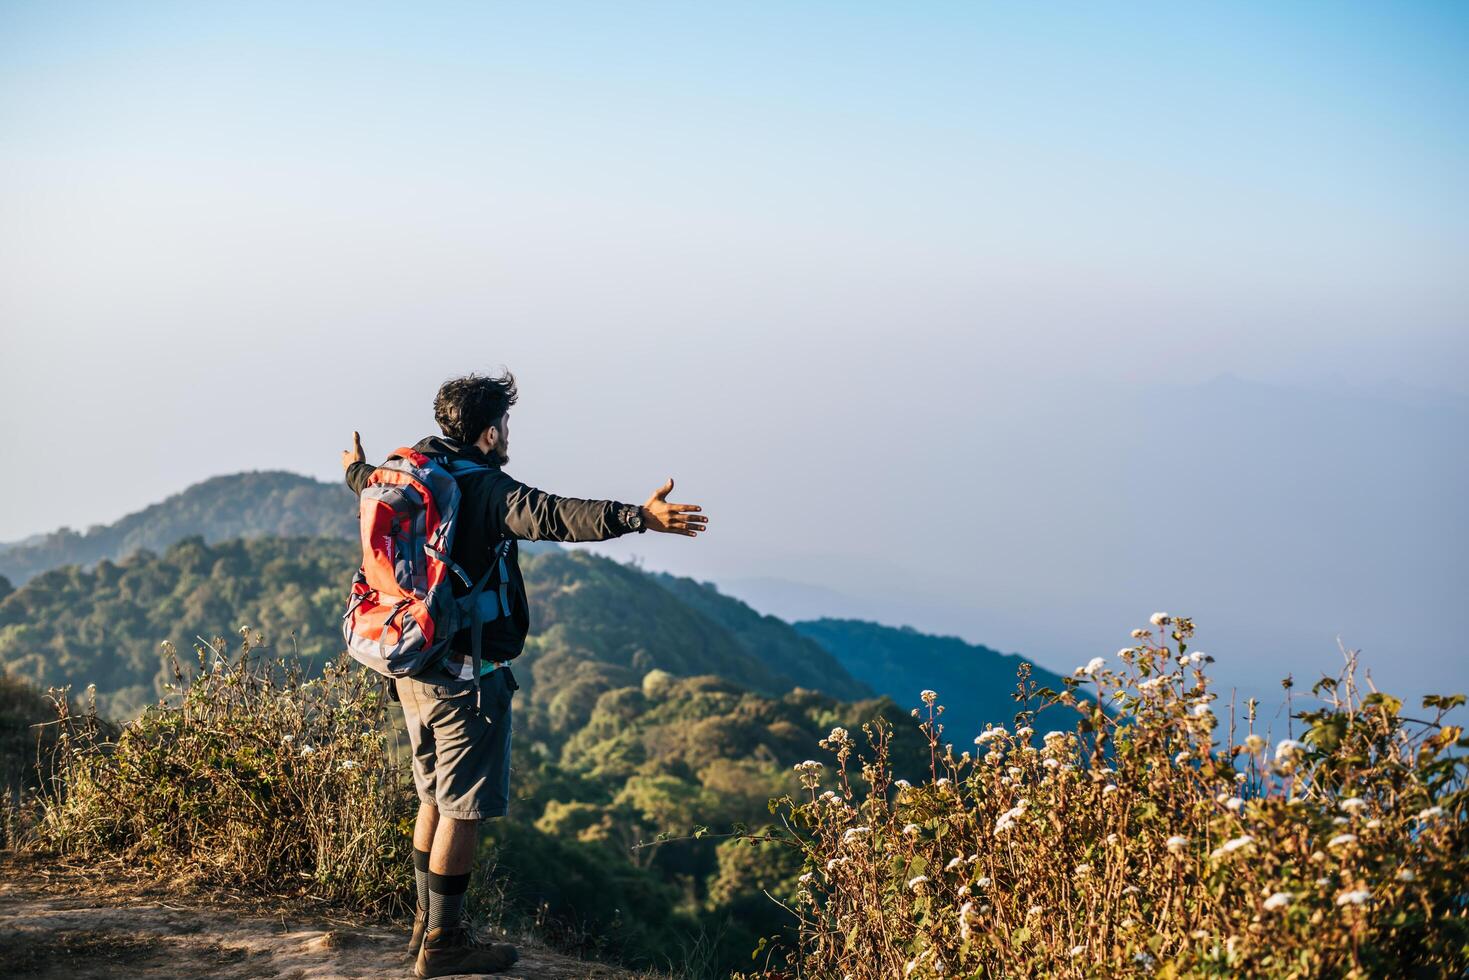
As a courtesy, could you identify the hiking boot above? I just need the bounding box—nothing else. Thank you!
[406,907,428,955]
[414,924,519,978]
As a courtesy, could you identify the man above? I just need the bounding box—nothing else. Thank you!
[341,371,707,978]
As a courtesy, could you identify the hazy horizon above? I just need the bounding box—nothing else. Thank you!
[3,3,1465,707]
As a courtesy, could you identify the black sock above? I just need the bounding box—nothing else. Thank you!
[426,870,471,933]
[413,849,431,912]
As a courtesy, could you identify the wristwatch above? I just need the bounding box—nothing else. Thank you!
[618,504,647,534]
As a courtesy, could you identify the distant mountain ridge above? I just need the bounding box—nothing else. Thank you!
[792,618,1072,744]
[0,470,1063,736]
[0,471,356,586]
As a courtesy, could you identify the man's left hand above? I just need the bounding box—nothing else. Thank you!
[341,431,366,472]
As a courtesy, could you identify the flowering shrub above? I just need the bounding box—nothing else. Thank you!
[761,615,1468,977]
[32,629,413,914]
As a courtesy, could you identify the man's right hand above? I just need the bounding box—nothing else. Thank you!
[341,431,366,473]
[642,478,708,537]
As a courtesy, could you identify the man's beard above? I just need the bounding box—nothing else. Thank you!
[495,445,509,465]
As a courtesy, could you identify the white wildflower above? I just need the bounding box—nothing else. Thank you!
[902,823,921,837]
[1073,863,1092,876]
[1366,818,1382,829]
[1166,835,1189,854]
[893,779,911,790]
[1014,726,1034,739]
[841,826,872,845]
[1396,869,1416,882]
[281,734,295,743]
[298,744,316,756]
[1274,739,1306,764]
[976,876,992,888]
[1327,833,1357,849]
[1415,806,1445,821]
[945,856,965,872]
[1150,612,1170,626]
[338,760,358,771]
[1026,904,1042,917]
[1336,889,1372,906]
[1103,784,1118,796]
[1069,944,1087,957]
[1131,628,1148,639]
[798,872,815,885]
[1210,835,1255,859]
[958,900,979,941]
[1225,797,1244,812]
[1263,892,1292,911]
[920,689,938,705]
[1243,734,1266,753]
[907,874,929,891]
[994,801,1028,836]
[1076,656,1108,676]
[1339,797,1366,814]
[1174,751,1191,765]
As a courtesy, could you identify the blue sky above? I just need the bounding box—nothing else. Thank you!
[2,2,1465,712]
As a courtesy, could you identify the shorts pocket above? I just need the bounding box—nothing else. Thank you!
[425,682,475,701]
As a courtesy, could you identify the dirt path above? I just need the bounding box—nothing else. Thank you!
[0,854,640,980]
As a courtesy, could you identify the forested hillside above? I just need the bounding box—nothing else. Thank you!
[0,535,871,724]
[793,617,1072,743]
[0,466,1082,770]
[0,471,355,585]
[649,571,870,700]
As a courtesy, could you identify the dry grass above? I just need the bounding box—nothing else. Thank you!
[26,629,414,917]
[757,615,1467,978]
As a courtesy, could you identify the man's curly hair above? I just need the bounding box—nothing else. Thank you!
[433,371,519,443]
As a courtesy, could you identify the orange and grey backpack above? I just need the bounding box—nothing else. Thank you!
[342,448,511,706]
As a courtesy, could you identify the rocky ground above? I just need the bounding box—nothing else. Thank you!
[0,853,643,979]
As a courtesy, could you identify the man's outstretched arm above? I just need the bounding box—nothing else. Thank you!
[493,476,708,542]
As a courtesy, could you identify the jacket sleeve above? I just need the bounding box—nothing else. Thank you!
[345,461,376,497]
[489,474,638,542]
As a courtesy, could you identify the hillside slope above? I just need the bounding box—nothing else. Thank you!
[793,617,1073,741]
[0,536,870,723]
[647,571,872,700]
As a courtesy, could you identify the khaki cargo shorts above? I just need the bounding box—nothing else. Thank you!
[395,665,516,820]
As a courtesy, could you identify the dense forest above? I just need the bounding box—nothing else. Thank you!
[0,535,882,724]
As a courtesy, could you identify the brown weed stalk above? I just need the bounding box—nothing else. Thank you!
[33,629,414,915]
[760,615,1468,978]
